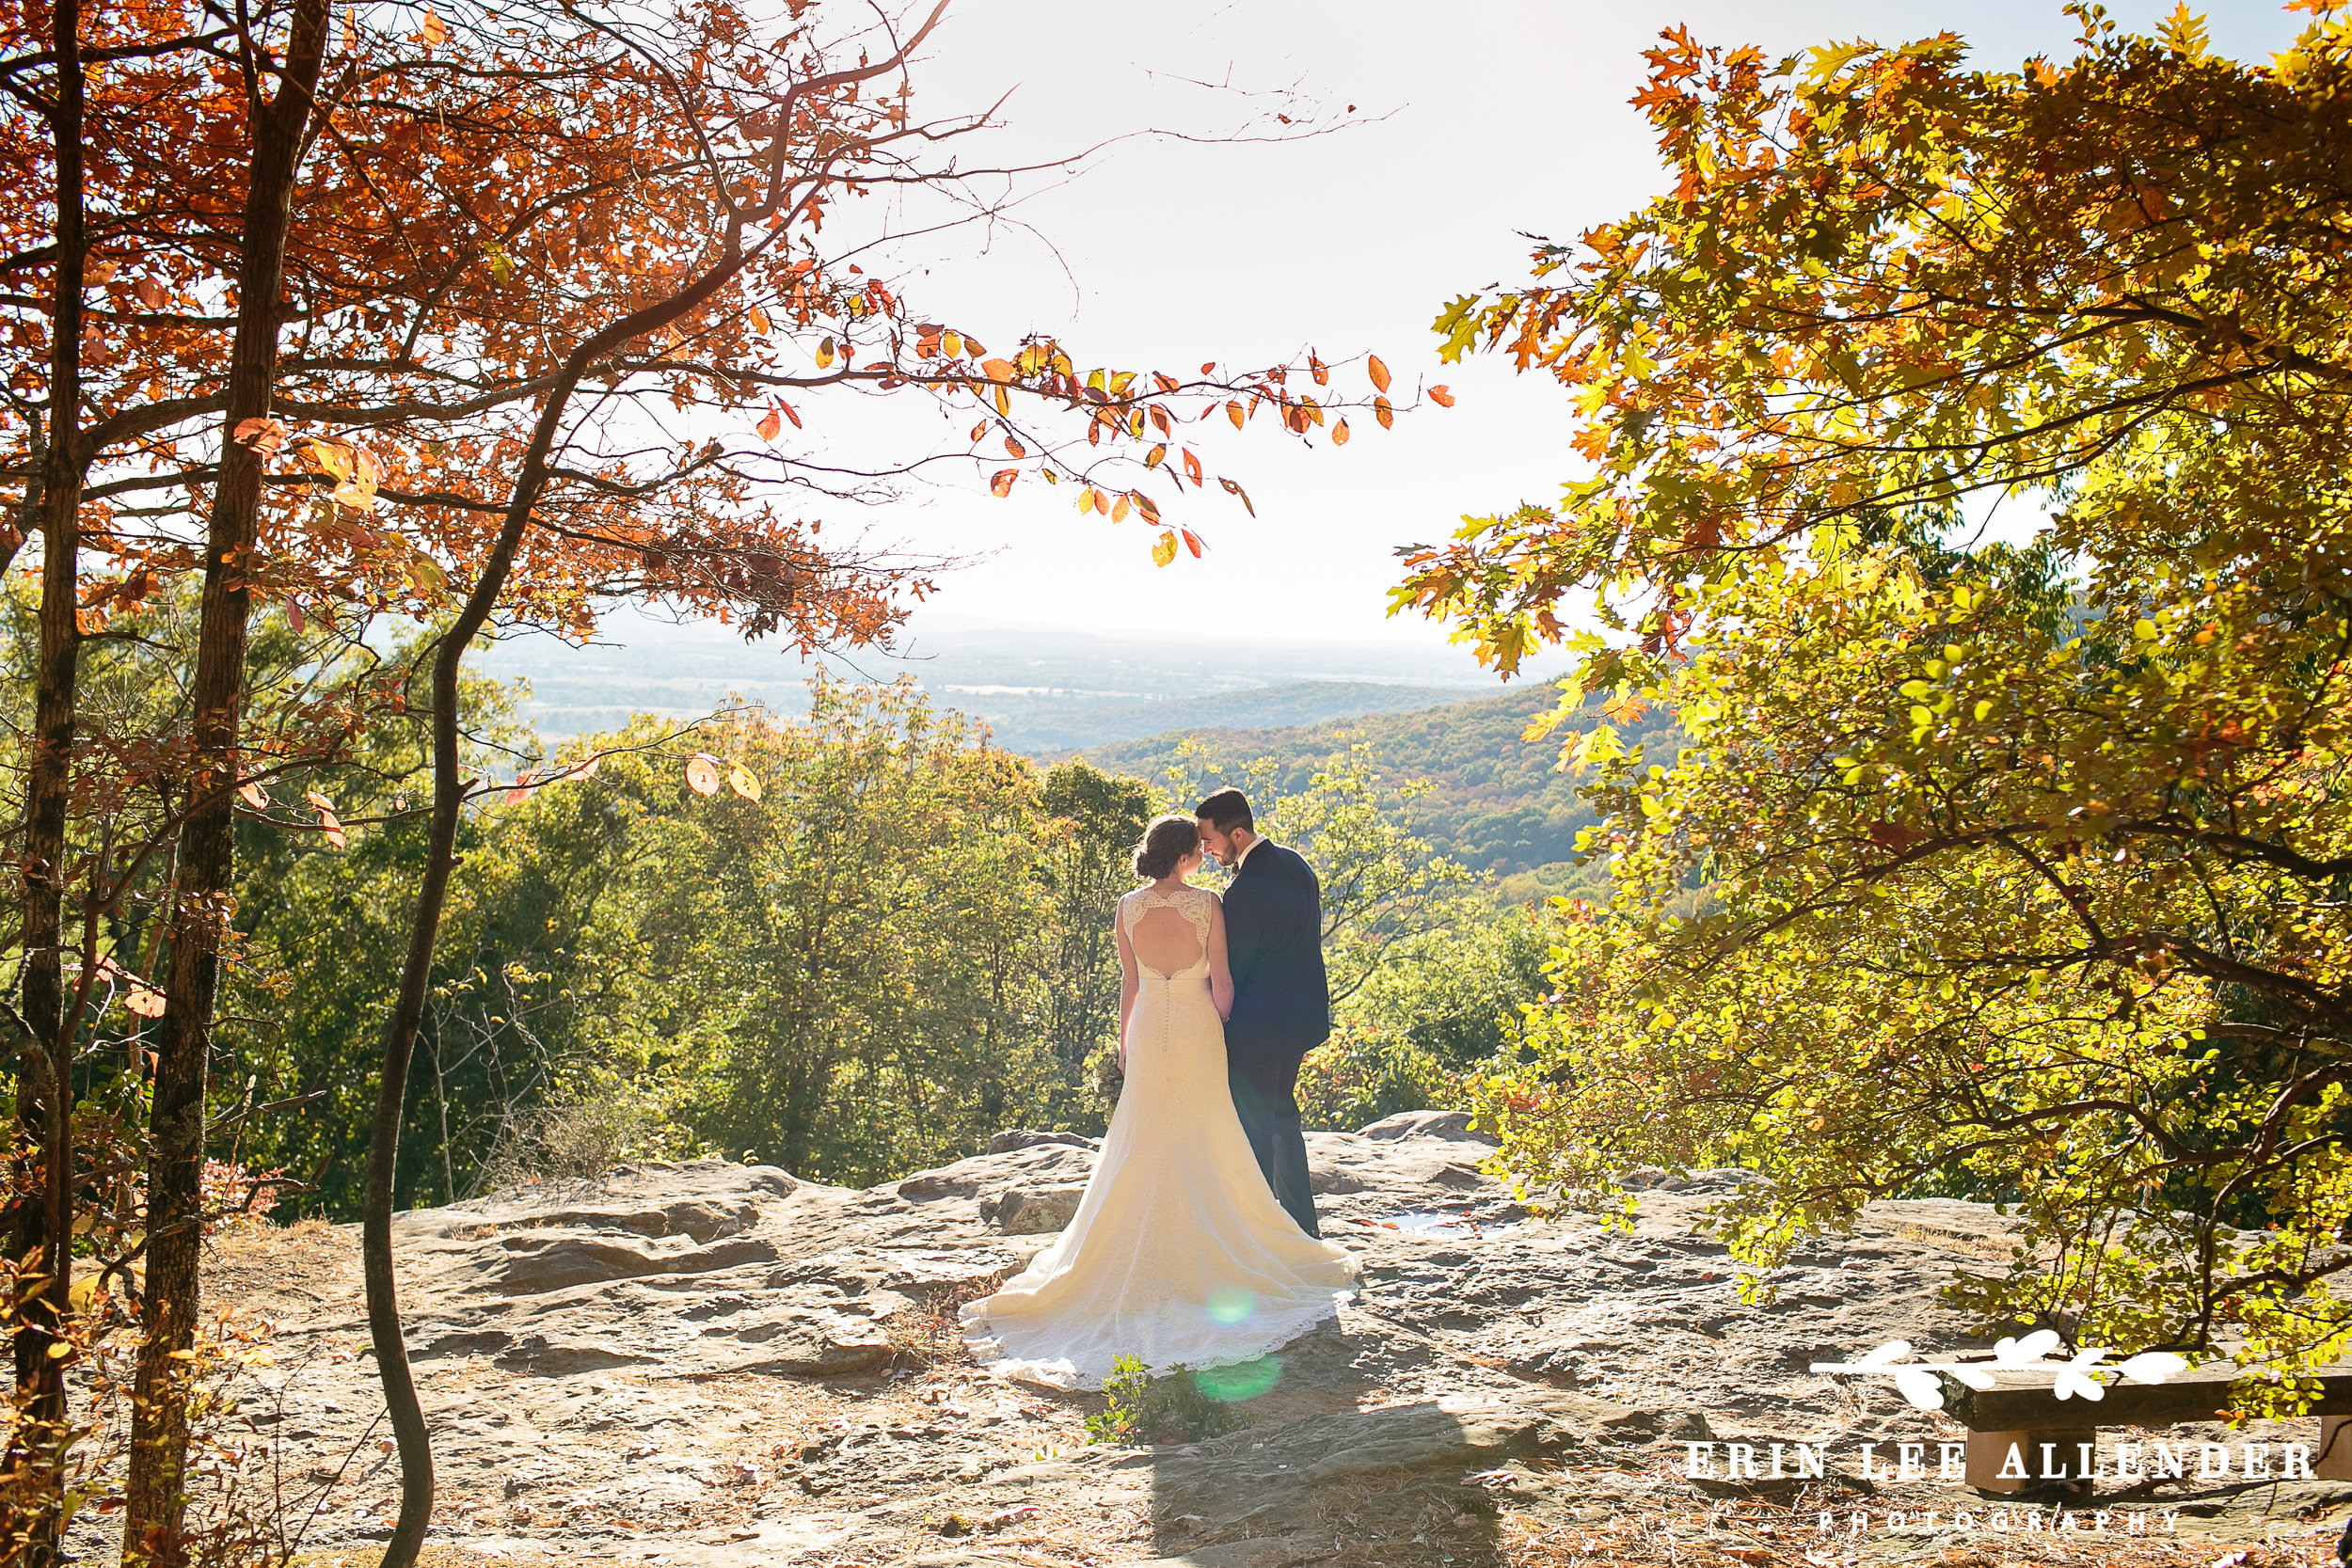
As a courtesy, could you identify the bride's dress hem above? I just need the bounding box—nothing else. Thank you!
[959,1288,1355,1391]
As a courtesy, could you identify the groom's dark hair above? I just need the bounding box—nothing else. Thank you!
[1195,788,1254,834]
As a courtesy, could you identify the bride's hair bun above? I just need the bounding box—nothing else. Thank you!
[1132,815,1200,879]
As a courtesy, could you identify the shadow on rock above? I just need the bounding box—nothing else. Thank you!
[1131,1371,1686,1567]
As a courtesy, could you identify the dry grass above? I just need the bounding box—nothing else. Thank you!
[882,1270,1013,1370]
[201,1216,358,1315]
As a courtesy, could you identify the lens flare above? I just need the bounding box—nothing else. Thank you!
[1203,1287,1256,1325]
[1196,1355,1282,1402]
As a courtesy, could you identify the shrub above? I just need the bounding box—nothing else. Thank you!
[1082,1355,1252,1446]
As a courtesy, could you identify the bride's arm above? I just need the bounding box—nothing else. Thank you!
[1207,898,1235,1022]
[1115,901,1139,1070]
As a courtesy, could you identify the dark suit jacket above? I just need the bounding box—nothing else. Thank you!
[1220,839,1331,1069]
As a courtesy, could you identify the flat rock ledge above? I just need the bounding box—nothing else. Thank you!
[151,1112,2348,1567]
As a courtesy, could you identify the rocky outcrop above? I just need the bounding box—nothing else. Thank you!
[179,1111,2348,1566]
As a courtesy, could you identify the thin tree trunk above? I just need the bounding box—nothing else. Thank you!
[366,223,755,1568]
[122,4,331,1559]
[8,5,86,1560]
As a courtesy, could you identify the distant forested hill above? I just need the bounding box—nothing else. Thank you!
[1081,679,1687,891]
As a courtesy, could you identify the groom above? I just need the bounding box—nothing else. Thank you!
[1195,788,1328,1238]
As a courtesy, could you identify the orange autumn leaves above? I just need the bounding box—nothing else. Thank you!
[961,345,1449,568]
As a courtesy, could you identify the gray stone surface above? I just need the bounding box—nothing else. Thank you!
[995,1184,1088,1234]
[1355,1109,1502,1147]
[159,1137,2347,1566]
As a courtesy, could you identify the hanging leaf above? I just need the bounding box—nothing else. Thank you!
[969,420,988,442]
[943,329,964,357]
[1181,528,1204,559]
[991,468,1018,498]
[1218,477,1256,517]
[123,981,167,1019]
[1144,444,1167,468]
[1309,352,1328,387]
[421,8,447,45]
[238,782,268,809]
[1368,354,1391,393]
[1003,435,1027,458]
[1090,487,1111,514]
[1152,531,1178,567]
[1332,418,1350,446]
[1375,395,1394,430]
[302,436,380,511]
[1133,493,1161,526]
[1225,401,1246,430]
[406,551,446,598]
[756,407,782,442]
[135,277,169,310]
[750,305,771,335]
[685,754,722,796]
[287,597,307,634]
[1183,449,1203,486]
[1078,488,1097,515]
[776,400,803,429]
[728,764,762,800]
[317,803,347,849]
[817,337,836,368]
[560,753,602,781]
[1429,384,1455,407]
[1110,494,1131,522]
[231,417,287,457]
[993,385,1011,417]
[980,357,1017,383]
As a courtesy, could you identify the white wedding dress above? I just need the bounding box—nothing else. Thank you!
[961,884,1358,1387]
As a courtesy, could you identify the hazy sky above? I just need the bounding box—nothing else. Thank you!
[745,0,2308,655]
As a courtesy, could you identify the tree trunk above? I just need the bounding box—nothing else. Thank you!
[121,4,331,1559]
[8,4,85,1560]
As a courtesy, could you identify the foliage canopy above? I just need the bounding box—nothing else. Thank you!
[1427,2,2352,1392]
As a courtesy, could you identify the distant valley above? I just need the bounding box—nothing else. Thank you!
[481,618,1677,896]
[479,617,1492,753]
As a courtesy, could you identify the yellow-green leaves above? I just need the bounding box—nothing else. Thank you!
[302,436,382,512]
[2157,2,2209,60]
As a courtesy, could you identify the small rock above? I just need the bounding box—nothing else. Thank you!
[1357,1109,1502,1147]
[996,1184,1087,1235]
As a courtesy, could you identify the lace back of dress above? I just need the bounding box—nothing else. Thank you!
[1124,886,1213,978]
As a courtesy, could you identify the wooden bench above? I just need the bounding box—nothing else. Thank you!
[1931,1362,2352,1494]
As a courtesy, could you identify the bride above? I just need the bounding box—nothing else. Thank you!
[961,816,1358,1387]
